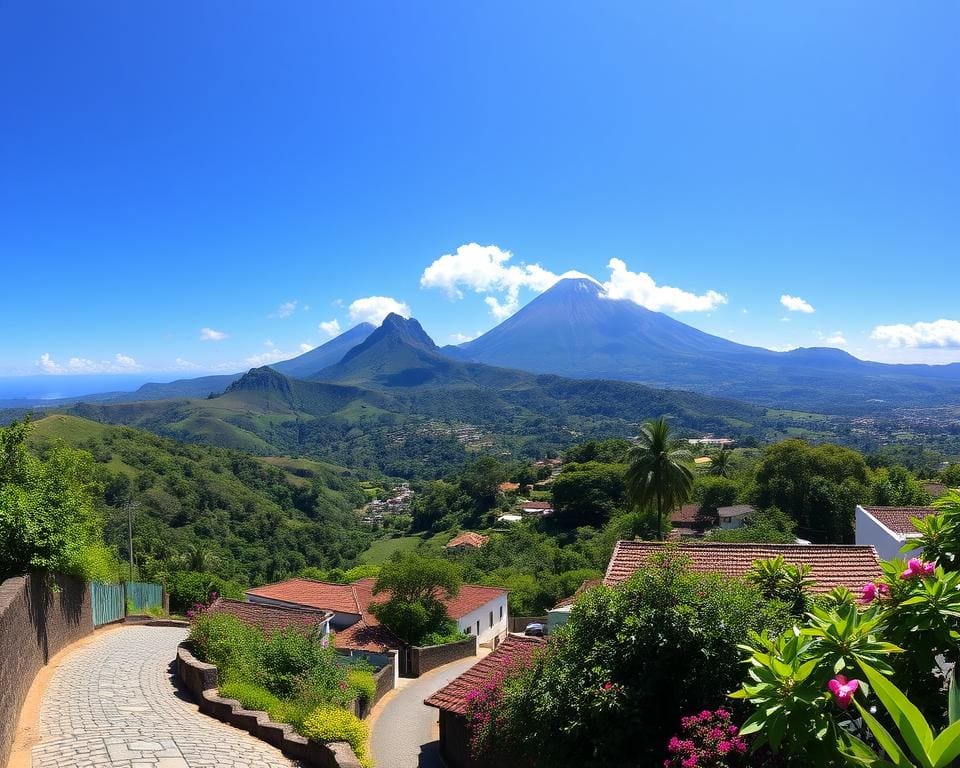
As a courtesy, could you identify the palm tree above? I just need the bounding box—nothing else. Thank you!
[180,543,220,573]
[625,417,695,540]
[708,448,732,478]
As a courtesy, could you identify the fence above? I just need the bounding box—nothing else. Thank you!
[91,582,125,626]
[126,581,163,613]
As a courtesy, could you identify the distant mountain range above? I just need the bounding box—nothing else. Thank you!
[446,278,960,414]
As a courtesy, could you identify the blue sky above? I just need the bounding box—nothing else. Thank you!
[1,2,958,383]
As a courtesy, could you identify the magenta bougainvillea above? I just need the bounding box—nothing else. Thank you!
[664,708,749,768]
[464,651,527,761]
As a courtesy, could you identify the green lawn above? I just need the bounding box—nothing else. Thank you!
[358,536,423,564]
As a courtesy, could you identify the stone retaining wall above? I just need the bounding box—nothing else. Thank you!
[408,635,478,677]
[0,573,93,768]
[176,643,363,768]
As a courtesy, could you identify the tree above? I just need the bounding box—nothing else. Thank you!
[459,456,508,511]
[625,418,695,540]
[369,552,462,644]
[551,461,626,525]
[706,448,732,477]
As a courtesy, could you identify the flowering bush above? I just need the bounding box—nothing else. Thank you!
[464,649,529,761]
[664,708,749,768]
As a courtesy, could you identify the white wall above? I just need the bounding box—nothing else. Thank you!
[457,593,508,646]
[855,505,918,562]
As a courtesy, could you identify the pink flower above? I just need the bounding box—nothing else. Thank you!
[923,561,936,576]
[828,675,860,709]
[901,558,935,580]
[878,582,889,595]
[861,582,877,603]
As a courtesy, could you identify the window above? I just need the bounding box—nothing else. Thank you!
[476,620,480,634]
[489,611,494,628]
[465,626,471,635]
[499,606,503,619]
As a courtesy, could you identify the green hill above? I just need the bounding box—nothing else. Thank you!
[28,414,373,584]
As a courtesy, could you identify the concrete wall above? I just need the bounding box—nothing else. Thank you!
[0,573,94,768]
[409,635,478,677]
[457,593,508,647]
[855,505,916,562]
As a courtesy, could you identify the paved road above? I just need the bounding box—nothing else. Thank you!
[32,626,299,768]
[369,655,485,768]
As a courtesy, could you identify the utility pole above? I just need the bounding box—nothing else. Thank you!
[127,502,135,583]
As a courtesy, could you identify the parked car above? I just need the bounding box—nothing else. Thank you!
[524,622,546,637]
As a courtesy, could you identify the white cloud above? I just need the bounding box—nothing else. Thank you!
[871,319,960,349]
[449,331,483,344]
[602,258,728,312]
[767,344,799,352]
[348,296,410,326]
[420,242,591,319]
[299,343,314,353]
[319,319,341,338]
[780,294,815,313]
[269,300,298,319]
[174,358,203,370]
[35,353,141,374]
[244,349,289,366]
[200,327,228,341]
[817,330,848,346]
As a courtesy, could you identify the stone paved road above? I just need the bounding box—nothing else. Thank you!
[369,654,486,768]
[32,626,299,768]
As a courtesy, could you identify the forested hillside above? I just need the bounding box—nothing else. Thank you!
[28,415,373,585]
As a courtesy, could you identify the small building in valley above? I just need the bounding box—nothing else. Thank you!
[425,634,545,768]
[717,504,755,530]
[855,505,934,562]
[520,500,553,517]
[445,531,490,553]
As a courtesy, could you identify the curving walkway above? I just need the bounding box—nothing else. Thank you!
[30,626,299,768]
[369,653,488,768]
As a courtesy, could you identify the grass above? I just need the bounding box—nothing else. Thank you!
[358,535,422,564]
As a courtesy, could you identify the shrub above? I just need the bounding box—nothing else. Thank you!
[219,679,283,715]
[664,708,749,768]
[165,570,244,614]
[188,612,262,682]
[301,706,372,768]
[260,628,326,698]
[347,668,376,709]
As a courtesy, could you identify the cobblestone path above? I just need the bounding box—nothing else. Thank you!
[32,626,298,768]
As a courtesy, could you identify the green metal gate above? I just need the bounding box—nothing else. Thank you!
[125,581,163,613]
[91,582,125,626]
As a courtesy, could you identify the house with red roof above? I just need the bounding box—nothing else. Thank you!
[855,505,934,561]
[246,576,509,651]
[603,540,882,594]
[206,597,333,640]
[445,531,490,552]
[424,634,544,768]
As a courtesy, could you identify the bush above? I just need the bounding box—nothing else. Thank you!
[664,708,749,768]
[501,549,791,767]
[347,668,376,709]
[166,570,245,613]
[301,706,371,768]
[188,612,262,682]
[219,679,283,715]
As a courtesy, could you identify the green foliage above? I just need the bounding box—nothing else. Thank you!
[563,438,631,465]
[746,556,814,615]
[0,420,123,580]
[370,552,462,644]
[346,668,376,709]
[189,612,264,682]
[501,551,791,766]
[754,439,870,543]
[551,461,626,525]
[695,475,740,514]
[300,707,372,768]
[871,466,932,507]
[165,570,245,614]
[218,678,283,716]
[625,417,695,539]
[709,506,797,544]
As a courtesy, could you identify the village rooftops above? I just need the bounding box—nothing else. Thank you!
[424,634,545,715]
[857,506,936,537]
[207,598,332,633]
[603,541,883,594]
[246,577,506,622]
[445,531,490,550]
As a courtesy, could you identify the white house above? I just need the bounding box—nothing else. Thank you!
[855,505,934,562]
[717,504,754,530]
[450,585,509,647]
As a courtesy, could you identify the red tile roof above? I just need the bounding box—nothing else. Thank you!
[246,578,362,615]
[424,635,545,714]
[333,619,402,653]
[603,541,882,594]
[248,577,507,625]
[859,506,935,536]
[207,598,331,634]
[446,532,490,550]
[520,501,553,510]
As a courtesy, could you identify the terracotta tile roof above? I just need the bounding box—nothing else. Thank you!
[248,577,508,633]
[246,578,361,615]
[521,501,553,509]
[552,579,602,609]
[333,619,402,653]
[922,483,948,499]
[424,635,545,714]
[498,482,520,493]
[446,532,490,549]
[718,504,755,518]
[207,598,331,633]
[859,506,935,536]
[670,503,716,530]
[603,541,882,594]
